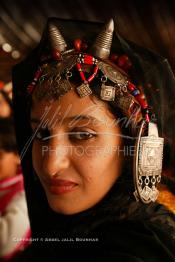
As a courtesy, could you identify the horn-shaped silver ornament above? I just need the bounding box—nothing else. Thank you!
[48,22,67,52]
[90,18,114,59]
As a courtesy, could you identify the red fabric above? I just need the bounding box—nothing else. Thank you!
[0,173,31,261]
[2,228,32,261]
[0,174,24,214]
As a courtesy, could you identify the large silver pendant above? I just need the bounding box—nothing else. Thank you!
[133,121,164,203]
[100,83,115,101]
[76,82,92,98]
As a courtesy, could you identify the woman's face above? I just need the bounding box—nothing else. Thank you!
[31,89,123,214]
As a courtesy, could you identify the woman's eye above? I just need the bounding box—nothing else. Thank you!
[34,128,50,141]
[69,130,97,141]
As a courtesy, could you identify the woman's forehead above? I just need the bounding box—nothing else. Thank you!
[32,89,112,117]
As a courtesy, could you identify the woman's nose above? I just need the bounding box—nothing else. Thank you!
[42,137,70,176]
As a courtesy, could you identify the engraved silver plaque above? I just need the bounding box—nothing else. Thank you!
[139,127,164,176]
[116,94,135,113]
[100,84,115,101]
[98,61,128,86]
[76,83,92,98]
[133,121,164,204]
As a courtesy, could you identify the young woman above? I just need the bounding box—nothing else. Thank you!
[12,18,175,261]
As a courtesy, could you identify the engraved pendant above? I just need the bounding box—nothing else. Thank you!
[139,129,164,177]
[100,83,115,101]
[133,121,164,204]
[116,94,135,115]
[98,61,128,86]
[140,185,159,202]
[76,82,92,98]
[140,185,152,202]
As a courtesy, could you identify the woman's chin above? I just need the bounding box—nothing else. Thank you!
[46,193,98,215]
[47,200,84,215]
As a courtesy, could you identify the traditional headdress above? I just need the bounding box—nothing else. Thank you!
[26,18,165,204]
[14,18,173,204]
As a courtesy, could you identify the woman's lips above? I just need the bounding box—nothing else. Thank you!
[44,178,78,195]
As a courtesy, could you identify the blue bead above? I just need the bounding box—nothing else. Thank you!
[131,89,140,96]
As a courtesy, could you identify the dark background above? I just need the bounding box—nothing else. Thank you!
[1,0,175,83]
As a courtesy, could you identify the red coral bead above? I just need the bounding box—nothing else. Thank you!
[74,39,82,51]
[117,55,130,67]
[128,82,136,91]
[52,49,61,60]
[84,56,93,65]
[123,61,132,72]
[110,54,118,63]
[88,74,95,82]
[135,94,148,109]
[79,71,86,81]
[76,63,81,70]
[94,65,99,74]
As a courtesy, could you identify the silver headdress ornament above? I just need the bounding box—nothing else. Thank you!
[133,121,164,203]
[90,18,114,59]
[48,21,67,52]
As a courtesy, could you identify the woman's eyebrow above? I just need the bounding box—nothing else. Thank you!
[67,115,100,122]
[30,114,102,124]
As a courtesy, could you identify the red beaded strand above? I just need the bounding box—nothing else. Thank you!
[87,65,99,82]
[27,67,42,94]
[110,53,150,122]
[128,81,150,122]
[76,54,99,84]
[27,40,150,124]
